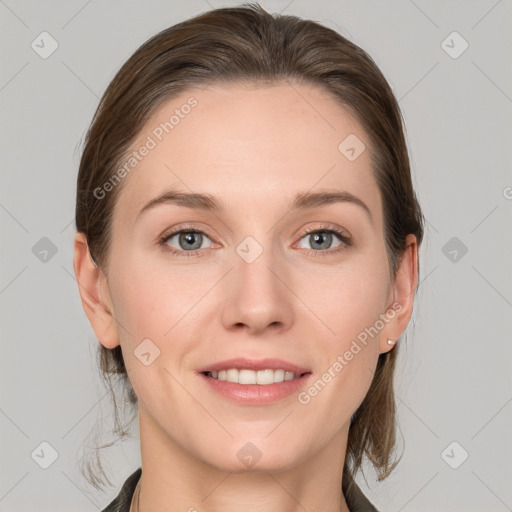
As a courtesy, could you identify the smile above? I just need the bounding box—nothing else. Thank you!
[203,368,307,385]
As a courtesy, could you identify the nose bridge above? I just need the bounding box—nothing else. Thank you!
[237,235,277,288]
[220,229,294,333]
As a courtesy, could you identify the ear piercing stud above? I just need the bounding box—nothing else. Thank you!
[387,339,396,346]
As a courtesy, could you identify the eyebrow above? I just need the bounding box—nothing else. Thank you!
[136,187,372,221]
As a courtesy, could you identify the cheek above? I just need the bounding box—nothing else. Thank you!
[108,257,210,387]
[298,254,388,406]
[109,253,198,343]
[109,264,195,413]
[111,277,166,342]
[307,256,391,343]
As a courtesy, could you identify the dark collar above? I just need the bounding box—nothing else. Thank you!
[343,471,380,512]
[101,467,141,512]
[101,467,379,512]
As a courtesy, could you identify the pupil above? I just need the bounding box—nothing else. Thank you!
[181,232,201,250]
[312,232,331,249]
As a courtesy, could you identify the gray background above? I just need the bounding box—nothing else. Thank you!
[1,0,511,511]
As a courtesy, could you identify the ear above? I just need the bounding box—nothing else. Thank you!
[73,232,120,349]
[379,234,419,354]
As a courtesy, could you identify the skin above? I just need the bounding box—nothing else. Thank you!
[74,81,418,512]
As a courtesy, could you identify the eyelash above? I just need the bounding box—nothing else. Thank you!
[158,223,352,259]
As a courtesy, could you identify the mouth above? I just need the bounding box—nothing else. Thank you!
[197,358,313,405]
[202,368,310,385]
[199,370,312,405]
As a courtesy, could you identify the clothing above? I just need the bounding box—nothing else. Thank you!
[101,466,379,512]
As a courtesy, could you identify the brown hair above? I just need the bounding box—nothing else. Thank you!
[76,2,424,490]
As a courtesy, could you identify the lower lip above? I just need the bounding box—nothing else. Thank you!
[199,372,312,405]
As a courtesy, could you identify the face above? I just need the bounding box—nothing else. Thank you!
[78,81,414,474]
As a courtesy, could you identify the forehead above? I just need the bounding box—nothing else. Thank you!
[114,81,381,226]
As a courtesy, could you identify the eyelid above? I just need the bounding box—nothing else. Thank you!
[297,223,351,242]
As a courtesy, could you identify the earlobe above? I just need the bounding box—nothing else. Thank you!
[73,232,120,349]
[379,234,419,354]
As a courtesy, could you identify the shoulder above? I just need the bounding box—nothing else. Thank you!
[101,467,142,512]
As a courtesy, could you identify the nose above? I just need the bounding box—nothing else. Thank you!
[220,240,295,335]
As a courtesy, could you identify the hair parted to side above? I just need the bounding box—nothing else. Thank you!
[76,2,424,490]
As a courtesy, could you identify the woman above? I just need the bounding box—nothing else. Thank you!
[73,3,424,511]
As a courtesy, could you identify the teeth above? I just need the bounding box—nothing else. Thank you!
[206,369,302,385]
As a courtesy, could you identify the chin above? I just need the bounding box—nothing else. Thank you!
[197,439,308,474]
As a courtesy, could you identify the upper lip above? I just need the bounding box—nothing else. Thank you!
[197,357,311,375]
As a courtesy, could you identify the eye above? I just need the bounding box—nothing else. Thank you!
[295,225,351,255]
[159,223,351,259]
[159,226,215,258]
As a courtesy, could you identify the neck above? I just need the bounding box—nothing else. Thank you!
[136,407,351,512]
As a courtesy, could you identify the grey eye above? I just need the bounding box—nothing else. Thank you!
[297,231,343,251]
[165,231,212,251]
